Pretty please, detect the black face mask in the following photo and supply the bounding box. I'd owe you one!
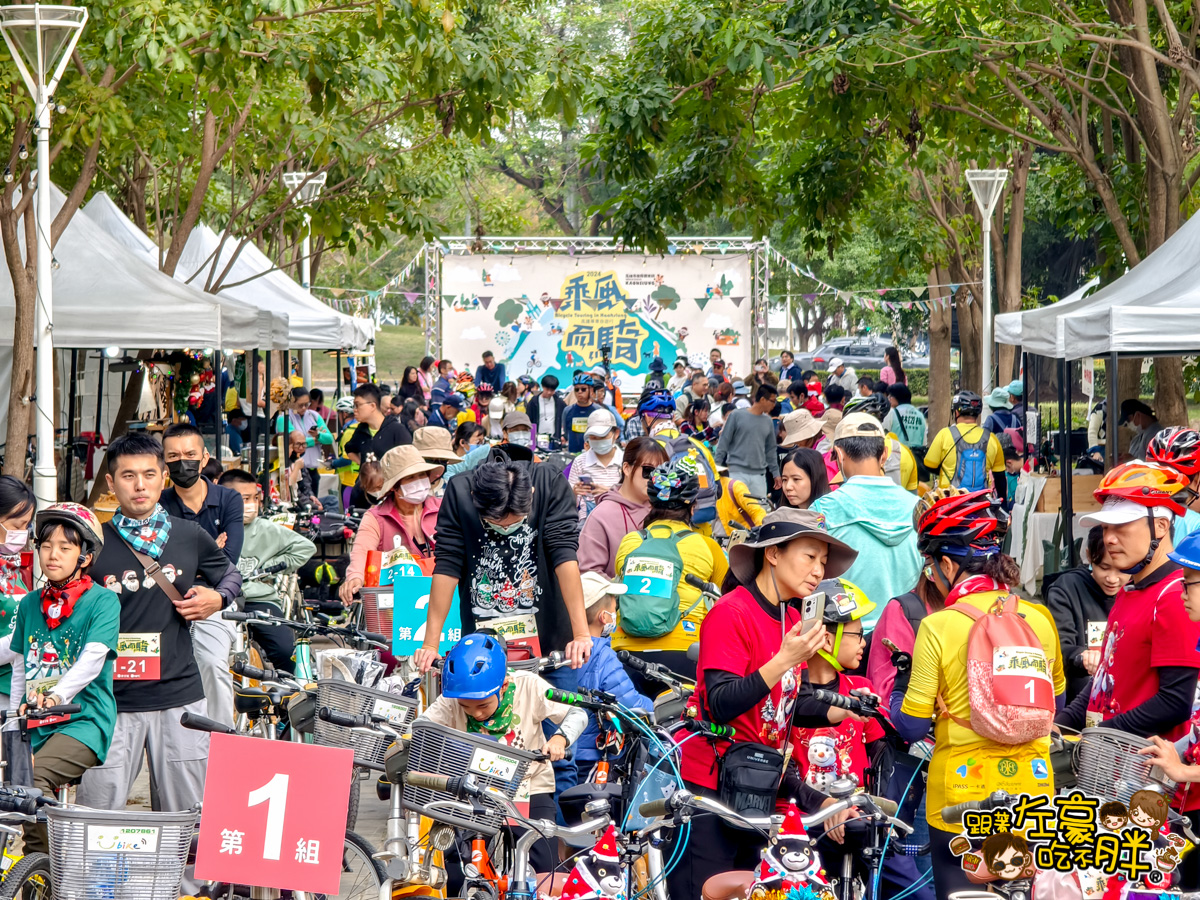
[167,459,202,489]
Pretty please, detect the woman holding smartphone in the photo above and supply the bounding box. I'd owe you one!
[667,507,863,900]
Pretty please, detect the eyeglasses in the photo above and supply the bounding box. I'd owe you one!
[1186,581,1200,589]
[841,631,866,643]
[574,386,590,393]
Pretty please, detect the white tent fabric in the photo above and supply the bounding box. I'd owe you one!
[176,223,372,350]
[994,277,1099,355]
[1062,307,1200,357]
[0,185,271,350]
[84,193,289,351]
[995,203,1200,358]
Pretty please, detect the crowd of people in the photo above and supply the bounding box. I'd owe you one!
[6,343,1200,900]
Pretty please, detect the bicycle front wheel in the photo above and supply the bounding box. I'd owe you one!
[0,853,52,900]
[315,830,384,900]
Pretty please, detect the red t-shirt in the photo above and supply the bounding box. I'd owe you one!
[793,673,885,789]
[1086,565,1200,742]
[681,586,803,789]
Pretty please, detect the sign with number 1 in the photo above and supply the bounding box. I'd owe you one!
[195,733,354,893]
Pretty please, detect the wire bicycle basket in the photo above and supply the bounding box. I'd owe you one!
[313,679,417,770]
[47,806,197,900]
[402,719,538,836]
[1074,726,1177,804]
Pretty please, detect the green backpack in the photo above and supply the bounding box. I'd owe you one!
[618,525,703,638]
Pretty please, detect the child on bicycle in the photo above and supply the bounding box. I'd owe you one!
[6,503,119,854]
[575,572,653,783]
[417,632,588,874]
[791,578,934,900]
[217,470,317,673]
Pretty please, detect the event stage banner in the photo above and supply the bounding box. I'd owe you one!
[440,253,753,394]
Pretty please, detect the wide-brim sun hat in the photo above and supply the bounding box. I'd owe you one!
[781,409,822,447]
[820,408,843,437]
[986,386,1013,410]
[729,508,858,584]
[377,445,445,497]
[412,426,462,463]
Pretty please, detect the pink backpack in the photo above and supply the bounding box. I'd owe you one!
[945,594,1055,745]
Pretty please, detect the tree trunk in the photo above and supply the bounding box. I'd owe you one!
[928,269,953,430]
[955,286,982,396]
[3,271,35,478]
[1155,357,1188,426]
[996,143,1032,384]
[1116,358,1142,459]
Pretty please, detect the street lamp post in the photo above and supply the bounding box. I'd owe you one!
[966,168,1009,396]
[281,170,327,388]
[0,4,88,507]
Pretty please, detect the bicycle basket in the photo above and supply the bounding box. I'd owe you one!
[47,806,197,900]
[402,719,538,836]
[360,586,393,636]
[313,679,417,770]
[1074,726,1177,803]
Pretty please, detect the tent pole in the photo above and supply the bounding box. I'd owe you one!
[1021,351,1029,465]
[214,352,225,464]
[65,350,77,501]
[249,350,260,481]
[1064,358,1076,567]
[94,356,105,446]
[1107,351,1119,469]
[1057,357,1070,564]
[261,351,272,500]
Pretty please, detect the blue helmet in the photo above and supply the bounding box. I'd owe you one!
[637,389,676,417]
[1169,528,1200,571]
[442,633,507,700]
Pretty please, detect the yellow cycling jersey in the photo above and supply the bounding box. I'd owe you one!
[901,589,1066,831]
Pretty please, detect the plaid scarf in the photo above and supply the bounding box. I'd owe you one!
[112,505,172,560]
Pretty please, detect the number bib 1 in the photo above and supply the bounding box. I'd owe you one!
[624,556,675,600]
[115,632,161,680]
[992,645,1053,708]
[571,418,588,433]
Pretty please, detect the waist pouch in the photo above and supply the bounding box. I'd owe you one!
[718,742,785,818]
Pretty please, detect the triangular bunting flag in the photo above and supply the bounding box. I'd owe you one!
[949,283,960,295]
[404,292,420,304]
[668,243,678,255]
[550,298,565,312]
[730,296,745,307]
[911,286,927,298]
[695,295,711,310]
[478,296,493,310]
[878,288,887,296]
[803,293,817,301]
[443,294,456,308]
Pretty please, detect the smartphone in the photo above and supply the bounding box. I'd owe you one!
[881,637,901,654]
[579,474,594,485]
[800,592,825,634]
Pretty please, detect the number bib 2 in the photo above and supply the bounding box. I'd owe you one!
[991,645,1053,708]
[624,557,675,600]
[115,632,161,680]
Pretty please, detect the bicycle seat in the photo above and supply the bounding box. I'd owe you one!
[701,871,755,900]
[234,687,271,715]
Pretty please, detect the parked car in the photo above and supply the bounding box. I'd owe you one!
[791,337,929,372]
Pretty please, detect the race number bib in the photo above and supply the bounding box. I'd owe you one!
[571,418,588,433]
[623,557,675,600]
[116,632,161,681]
[991,646,1053,708]
[25,676,70,728]
[1087,621,1106,649]
[487,613,541,658]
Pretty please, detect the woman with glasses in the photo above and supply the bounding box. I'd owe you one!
[562,373,600,453]
[578,437,669,578]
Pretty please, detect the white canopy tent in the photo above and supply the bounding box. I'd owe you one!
[994,277,1099,356]
[174,220,373,351]
[1062,306,1200,357]
[0,185,277,350]
[83,193,293,351]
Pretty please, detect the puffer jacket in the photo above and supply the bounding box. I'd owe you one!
[575,637,653,762]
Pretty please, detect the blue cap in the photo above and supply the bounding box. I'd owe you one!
[1169,528,1200,570]
[733,380,749,396]
[648,356,666,373]
[442,392,466,410]
[1006,380,1024,397]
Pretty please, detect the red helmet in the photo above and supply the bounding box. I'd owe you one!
[1147,426,1200,477]
[1093,461,1188,516]
[915,487,1008,559]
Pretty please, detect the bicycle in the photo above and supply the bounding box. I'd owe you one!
[179,710,385,900]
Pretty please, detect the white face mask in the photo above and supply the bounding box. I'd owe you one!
[590,437,615,455]
[507,430,532,448]
[242,503,258,525]
[400,477,432,504]
[600,610,617,638]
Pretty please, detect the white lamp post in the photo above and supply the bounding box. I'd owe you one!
[281,170,326,387]
[0,4,87,507]
[966,168,1008,396]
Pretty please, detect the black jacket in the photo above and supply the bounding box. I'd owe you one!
[526,395,566,447]
[1044,566,1118,702]
[433,457,580,651]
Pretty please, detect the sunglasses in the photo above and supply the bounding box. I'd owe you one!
[640,465,656,480]
[574,386,591,392]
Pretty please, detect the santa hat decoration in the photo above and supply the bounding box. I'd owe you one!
[777,800,810,842]
[591,825,620,863]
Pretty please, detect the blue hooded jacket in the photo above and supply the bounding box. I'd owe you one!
[575,637,653,762]
[810,475,921,630]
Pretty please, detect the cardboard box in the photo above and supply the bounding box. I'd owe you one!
[1036,474,1104,513]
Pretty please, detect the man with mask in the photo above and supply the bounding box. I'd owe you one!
[499,412,536,459]
[1121,399,1166,461]
[216,469,316,673]
[160,423,246,725]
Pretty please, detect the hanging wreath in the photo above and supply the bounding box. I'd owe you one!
[174,356,209,416]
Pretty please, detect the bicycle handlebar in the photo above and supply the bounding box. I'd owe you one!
[941,791,1015,825]
[1,703,82,724]
[615,650,692,688]
[640,789,900,830]
[179,711,237,735]
[232,658,280,682]
[683,574,722,597]
[317,706,371,729]
[0,786,44,816]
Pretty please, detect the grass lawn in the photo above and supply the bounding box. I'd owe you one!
[311,325,427,391]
